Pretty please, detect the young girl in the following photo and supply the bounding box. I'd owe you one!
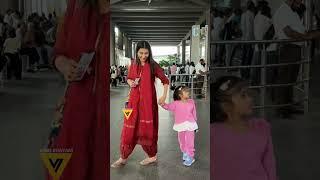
[160,85,198,166]
[211,76,277,180]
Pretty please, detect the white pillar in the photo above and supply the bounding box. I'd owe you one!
[191,25,201,64]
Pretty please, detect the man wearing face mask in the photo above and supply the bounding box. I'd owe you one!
[273,0,320,118]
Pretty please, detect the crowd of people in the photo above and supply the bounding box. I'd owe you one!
[211,0,320,118]
[110,58,209,99]
[167,59,208,99]
[0,9,58,80]
[110,65,128,87]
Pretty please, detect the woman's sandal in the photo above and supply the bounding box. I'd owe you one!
[139,156,157,166]
[111,158,127,168]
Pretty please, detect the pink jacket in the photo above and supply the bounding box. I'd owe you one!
[162,99,197,125]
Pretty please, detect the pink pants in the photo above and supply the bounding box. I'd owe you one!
[178,131,195,158]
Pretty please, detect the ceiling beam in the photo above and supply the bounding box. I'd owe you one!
[117,22,194,27]
[119,27,189,31]
[112,18,198,23]
[129,36,183,38]
[130,37,183,40]
[183,9,208,40]
[126,32,187,35]
[111,5,205,12]
[111,0,122,5]
[185,0,208,7]
[118,25,191,28]
[111,12,202,18]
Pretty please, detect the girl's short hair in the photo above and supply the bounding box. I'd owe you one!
[210,76,248,124]
[173,85,189,101]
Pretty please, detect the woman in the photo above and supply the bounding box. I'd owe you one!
[112,41,169,168]
[47,0,109,179]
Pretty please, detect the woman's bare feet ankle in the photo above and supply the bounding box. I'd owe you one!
[111,158,127,168]
[140,156,157,166]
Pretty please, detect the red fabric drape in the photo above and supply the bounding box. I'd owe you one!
[47,0,109,179]
[120,61,169,158]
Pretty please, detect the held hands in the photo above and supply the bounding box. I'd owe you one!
[158,96,166,106]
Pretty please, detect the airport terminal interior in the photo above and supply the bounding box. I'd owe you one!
[0,0,320,180]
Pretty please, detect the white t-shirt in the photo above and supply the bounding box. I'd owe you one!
[185,65,190,74]
[195,63,206,76]
[176,67,180,74]
[273,2,306,45]
[3,14,12,26]
[212,17,224,40]
[254,13,276,51]
[241,10,255,40]
[3,37,21,54]
[12,17,21,29]
[189,66,195,75]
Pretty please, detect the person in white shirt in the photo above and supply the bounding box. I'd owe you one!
[240,1,256,80]
[194,59,208,98]
[211,10,224,65]
[273,0,320,118]
[3,10,13,27]
[3,29,21,79]
[11,12,21,29]
[251,5,277,87]
[170,63,177,88]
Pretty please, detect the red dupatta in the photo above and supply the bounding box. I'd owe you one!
[121,61,155,146]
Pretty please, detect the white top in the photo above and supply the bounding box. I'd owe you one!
[273,2,306,45]
[254,13,277,51]
[195,63,206,76]
[185,65,189,74]
[212,17,224,40]
[173,121,198,132]
[176,67,180,74]
[12,17,21,29]
[189,66,195,75]
[3,14,12,26]
[3,37,21,54]
[241,10,255,40]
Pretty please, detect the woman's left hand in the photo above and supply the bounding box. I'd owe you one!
[158,96,166,106]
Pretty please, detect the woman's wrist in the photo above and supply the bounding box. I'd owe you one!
[55,56,65,71]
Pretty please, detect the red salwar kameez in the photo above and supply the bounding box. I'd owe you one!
[120,61,169,159]
[46,0,109,179]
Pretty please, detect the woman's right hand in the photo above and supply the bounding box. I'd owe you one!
[128,80,137,88]
[55,56,79,82]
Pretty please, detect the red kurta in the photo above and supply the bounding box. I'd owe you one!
[47,0,109,179]
[120,61,169,159]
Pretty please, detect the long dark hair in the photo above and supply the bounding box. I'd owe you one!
[135,41,156,78]
[210,76,248,124]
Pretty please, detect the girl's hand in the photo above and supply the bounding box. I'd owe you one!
[158,101,165,106]
[55,56,79,82]
[158,96,166,106]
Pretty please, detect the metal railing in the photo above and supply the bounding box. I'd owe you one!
[168,73,209,100]
[210,39,312,116]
